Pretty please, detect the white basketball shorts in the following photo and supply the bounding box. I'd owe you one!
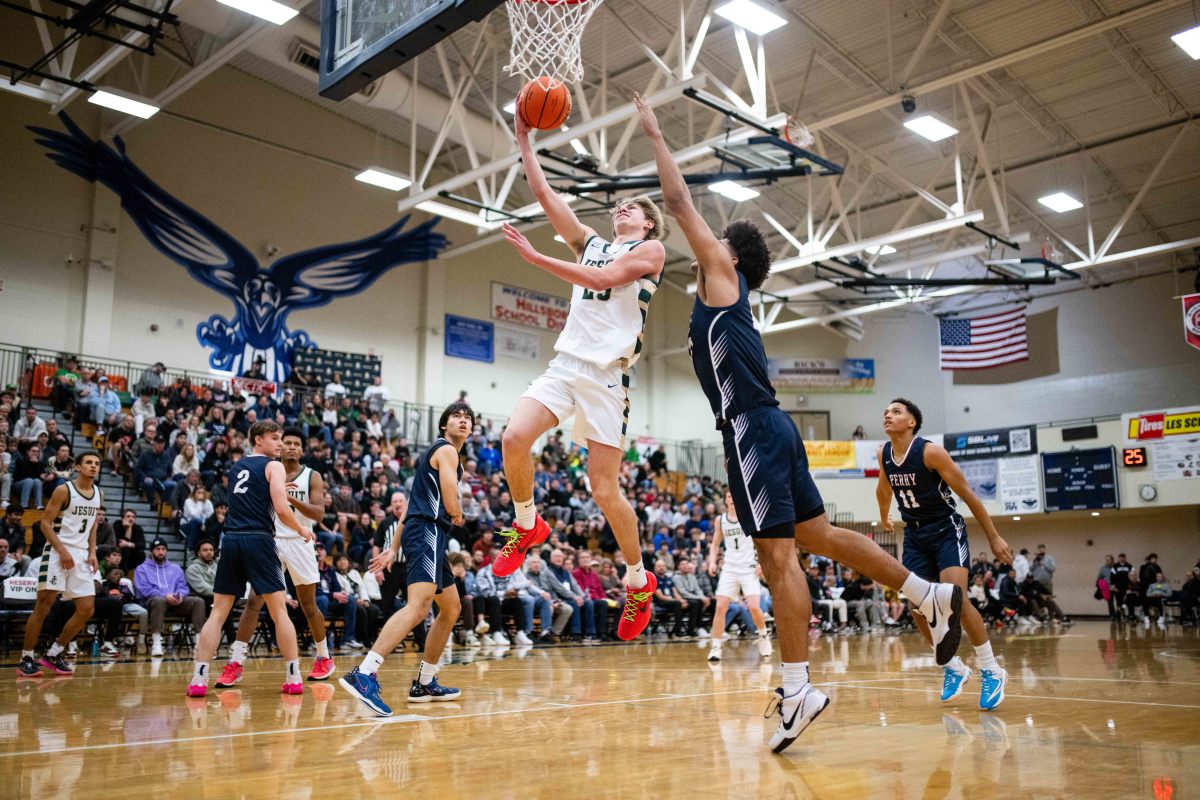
[38,545,95,600]
[523,353,630,449]
[716,566,761,600]
[275,535,320,586]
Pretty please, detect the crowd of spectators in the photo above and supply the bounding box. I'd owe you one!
[1096,552,1200,628]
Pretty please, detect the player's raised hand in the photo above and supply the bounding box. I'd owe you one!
[501,222,540,266]
[514,109,532,140]
[990,534,1014,565]
[369,548,396,577]
[633,92,661,138]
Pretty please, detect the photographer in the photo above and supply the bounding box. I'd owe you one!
[1030,544,1056,593]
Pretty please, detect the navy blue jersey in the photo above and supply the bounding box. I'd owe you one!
[881,437,957,526]
[688,271,778,426]
[407,438,463,529]
[225,454,277,535]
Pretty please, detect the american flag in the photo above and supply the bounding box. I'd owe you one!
[939,307,1029,370]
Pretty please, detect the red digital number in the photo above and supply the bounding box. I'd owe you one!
[1123,447,1146,467]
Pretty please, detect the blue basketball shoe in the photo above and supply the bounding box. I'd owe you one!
[979,667,1008,711]
[339,668,392,716]
[941,658,971,703]
[408,676,461,703]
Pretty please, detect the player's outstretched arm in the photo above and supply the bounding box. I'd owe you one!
[923,444,1013,564]
[39,484,73,569]
[291,470,326,524]
[633,92,739,306]
[501,223,661,291]
[875,446,895,531]
[266,461,310,541]
[432,444,464,528]
[515,114,594,258]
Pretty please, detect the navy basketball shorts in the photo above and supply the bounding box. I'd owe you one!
[213,533,286,596]
[901,513,970,580]
[723,406,825,539]
[400,518,453,592]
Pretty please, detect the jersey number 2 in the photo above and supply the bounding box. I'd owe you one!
[233,470,250,495]
[896,489,920,509]
[581,288,611,301]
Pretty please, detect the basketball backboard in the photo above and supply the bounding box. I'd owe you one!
[319,0,504,101]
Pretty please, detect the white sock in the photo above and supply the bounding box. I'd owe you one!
[315,639,329,659]
[626,561,648,589]
[711,636,724,645]
[22,650,34,660]
[974,641,999,671]
[515,498,536,529]
[191,662,209,686]
[901,573,934,613]
[418,661,438,686]
[46,642,64,658]
[946,655,966,673]
[285,660,300,683]
[229,640,249,665]
[782,661,810,694]
[359,650,385,676]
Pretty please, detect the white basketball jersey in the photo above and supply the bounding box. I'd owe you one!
[720,513,756,570]
[554,235,661,367]
[275,466,315,539]
[54,481,101,550]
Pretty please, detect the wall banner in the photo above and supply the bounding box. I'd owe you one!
[1122,406,1200,441]
[445,315,494,363]
[495,325,540,361]
[959,459,998,500]
[491,282,570,331]
[999,455,1042,514]
[944,426,1037,461]
[767,358,875,393]
[804,440,858,471]
[1151,438,1200,481]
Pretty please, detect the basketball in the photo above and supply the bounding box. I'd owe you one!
[517,76,571,130]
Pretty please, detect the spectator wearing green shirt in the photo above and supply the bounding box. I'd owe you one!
[52,357,80,416]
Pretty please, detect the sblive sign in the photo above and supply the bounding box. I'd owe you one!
[1125,407,1200,441]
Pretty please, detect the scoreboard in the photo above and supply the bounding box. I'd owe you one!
[1041,447,1120,512]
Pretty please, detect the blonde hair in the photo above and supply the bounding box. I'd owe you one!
[617,195,667,241]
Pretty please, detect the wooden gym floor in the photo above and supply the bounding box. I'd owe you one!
[2,621,1197,799]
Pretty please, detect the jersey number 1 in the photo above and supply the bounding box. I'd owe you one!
[581,288,611,301]
[896,489,920,509]
[233,470,250,495]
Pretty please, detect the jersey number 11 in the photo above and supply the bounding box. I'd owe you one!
[896,489,920,509]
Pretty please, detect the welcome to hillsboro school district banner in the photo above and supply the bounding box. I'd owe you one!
[492,282,569,332]
[767,358,875,393]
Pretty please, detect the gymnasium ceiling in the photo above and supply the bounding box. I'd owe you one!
[3,0,1199,331]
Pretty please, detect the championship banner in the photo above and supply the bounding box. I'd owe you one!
[804,440,858,471]
[944,426,1037,461]
[491,282,569,331]
[767,358,875,393]
[231,377,278,396]
[1182,293,1200,351]
[1123,406,1200,441]
[999,455,1042,514]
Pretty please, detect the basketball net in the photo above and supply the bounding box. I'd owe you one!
[505,0,604,85]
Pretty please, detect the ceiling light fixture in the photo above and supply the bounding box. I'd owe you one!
[902,115,958,142]
[87,88,159,119]
[865,244,897,255]
[709,180,760,202]
[1038,192,1084,213]
[354,167,411,192]
[416,201,503,230]
[714,0,787,35]
[215,0,298,25]
[503,100,517,115]
[1171,25,1200,59]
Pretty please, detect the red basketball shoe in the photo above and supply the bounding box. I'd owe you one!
[308,657,335,681]
[617,571,657,641]
[492,515,550,577]
[215,662,244,688]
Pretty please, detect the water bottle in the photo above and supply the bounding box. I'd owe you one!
[91,637,100,658]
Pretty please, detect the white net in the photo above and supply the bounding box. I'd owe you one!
[505,0,604,85]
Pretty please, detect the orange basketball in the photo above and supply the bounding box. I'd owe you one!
[517,76,571,130]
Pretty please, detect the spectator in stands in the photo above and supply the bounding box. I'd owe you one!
[99,564,148,652]
[324,371,347,402]
[186,541,217,594]
[1018,572,1052,624]
[573,550,612,640]
[648,445,667,474]
[0,504,28,565]
[136,436,176,508]
[0,537,25,578]
[1111,553,1135,617]
[842,569,882,630]
[13,444,46,508]
[51,356,81,417]
[170,470,203,516]
[131,390,156,436]
[203,501,227,544]
[0,435,10,504]
[183,413,207,449]
[115,508,146,572]
[106,416,136,476]
[362,376,389,414]
[597,557,624,607]
[181,486,214,553]
[43,418,70,455]
[46,444,74,491]
[172,443,200,481]
[242,356,267,380]
[14,406,46,443]
[1097,555,1118,619]
[447,552,480,646]
[93,507,115,559]
[332,554,377,647]
[520,557,572,643]
[652,559,686,637]
[200,438,231,487]
[1139,553,1163,591]
[135,539,206,657]
[133,362,166,396]
[1181,565,1200,625]
[1144,572,1171,629]
[1033,544,1056,592]
[539,548,592,639]
[851,425,866,440]
[673,557,709,637]
[90,377,121,433]
[73,369,99,421]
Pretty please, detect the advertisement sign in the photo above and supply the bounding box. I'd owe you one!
[1150,437,1200,481]
[1122,406,1200,441]
[1182,293,1200,351]
[444,315,494,363]
[804,440,858,471]
[999,455,1042,514]
[767,358,875,393]
[944,426,1037,461]
[491,282,570,331]
[230,377,278,397]
[2,576,37,602]
[959,459,998,501]
[495,325,540,361]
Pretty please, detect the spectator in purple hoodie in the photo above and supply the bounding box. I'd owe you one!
[134,539,205,656]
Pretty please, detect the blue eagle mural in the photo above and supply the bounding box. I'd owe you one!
[29,113,449,382]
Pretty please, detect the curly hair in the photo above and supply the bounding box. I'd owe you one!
[890,397,923,434]
[723,219,772,290]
